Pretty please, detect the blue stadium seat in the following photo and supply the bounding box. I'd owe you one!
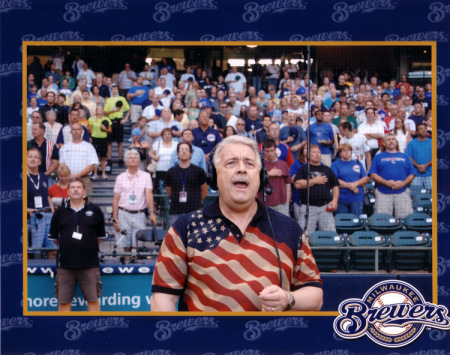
[366,213,402,234]
[409,186,431,198]
[349,231,389,272]
[403,213,432,234]
[412,193,432,213]
[335,213,365,234]
[390,231,430,271]
[308,231,348,272]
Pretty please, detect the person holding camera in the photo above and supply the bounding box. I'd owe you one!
[27,148,56,259]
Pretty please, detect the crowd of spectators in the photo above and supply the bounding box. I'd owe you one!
[26,53,433,258]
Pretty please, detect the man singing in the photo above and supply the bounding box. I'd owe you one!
[151,135,323,312]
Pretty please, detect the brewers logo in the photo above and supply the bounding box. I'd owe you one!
[333,280,450,347]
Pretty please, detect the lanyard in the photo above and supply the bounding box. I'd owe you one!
[178,165,190,190]
[72,209,80,233]
[27,172,40,190]
[58,184,68,198]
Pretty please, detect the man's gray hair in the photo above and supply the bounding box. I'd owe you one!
[212,136,261,170]
[124,148,141,162]
[45,110,57,119]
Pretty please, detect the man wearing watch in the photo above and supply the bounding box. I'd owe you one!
[151,136,323,312]
[112,149,157,255]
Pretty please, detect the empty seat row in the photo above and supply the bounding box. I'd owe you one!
[308,230,432,273]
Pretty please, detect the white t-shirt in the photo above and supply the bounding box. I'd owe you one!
[225,72,246,92]
[59,141,99,175]
[357,121,385,150]
[152,141,178,172]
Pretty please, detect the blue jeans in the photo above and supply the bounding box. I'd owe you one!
[336,200,364,216]
[252,77,262,93]
[268,78,278,89]
[28,212,54,257]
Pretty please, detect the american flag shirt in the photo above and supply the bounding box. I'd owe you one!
[151,198,322,311]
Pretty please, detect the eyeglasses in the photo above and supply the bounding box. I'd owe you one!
[179,148,190,152]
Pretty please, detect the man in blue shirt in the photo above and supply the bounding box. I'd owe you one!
[368,133,415,218]
[192,109,222,160]
[306,110,335,167]
[127,76,150,130]
[280,112,306,154]
[405,123,432,189]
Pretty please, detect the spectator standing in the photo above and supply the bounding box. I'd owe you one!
[368,133,415,218]
[405,123,432,189]
[258,139,291,216]
[165,142,208,226]
[294,145,339,237]
[331,143,370,216]
[49,178,106,311]
[27,148,56,259]
[112,149,158,255]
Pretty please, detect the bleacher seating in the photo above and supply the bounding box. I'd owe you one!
[309,231,348,272]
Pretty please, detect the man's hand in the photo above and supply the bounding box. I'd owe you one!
[259,285,289,312]
[269,168,282,177]
[314,175,328,185]
[149,213,158,225]
[112,220,121,233]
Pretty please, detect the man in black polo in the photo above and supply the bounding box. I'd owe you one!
[165,142,208,226]
[49,178,106,312]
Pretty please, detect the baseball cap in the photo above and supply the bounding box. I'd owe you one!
[296,87,306,96]
[289,127,298,140]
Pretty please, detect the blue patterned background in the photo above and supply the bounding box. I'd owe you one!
[1,0,450,353]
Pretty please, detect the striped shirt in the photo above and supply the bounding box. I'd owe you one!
[152,198,322,311]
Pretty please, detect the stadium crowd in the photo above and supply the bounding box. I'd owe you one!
[26,53,433,259]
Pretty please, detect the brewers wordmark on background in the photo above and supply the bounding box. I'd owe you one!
[154,318,219,341]
[0,0,31,13]
[1,253,23,268]
[111,32,174,41]
[200,31,264,41]
[0,62,22,76]
[437,95,449,106]
[437,256,450,276]
[428,329,448,342]
[0,126,22,140]
[437,66,450,85]
[1,317,33,331]
[63,0,128,23]
[436,130,450,149]
[153,0,218,23]
[436,193,450,213]
[64,317,129,341]
[24,350,82,355]
[331,0,396,23]
[243,318,309,341]
[428,2,450,22]
[242,0,306,23]
[385,32,448,42]
[438,286,450,297]
[0,189,22,204]
[289,32,352,41]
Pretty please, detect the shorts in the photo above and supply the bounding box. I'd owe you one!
[108,120,124,143]
[91,137,108,158]
[130,104,143,124]
[55,267,102,304]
